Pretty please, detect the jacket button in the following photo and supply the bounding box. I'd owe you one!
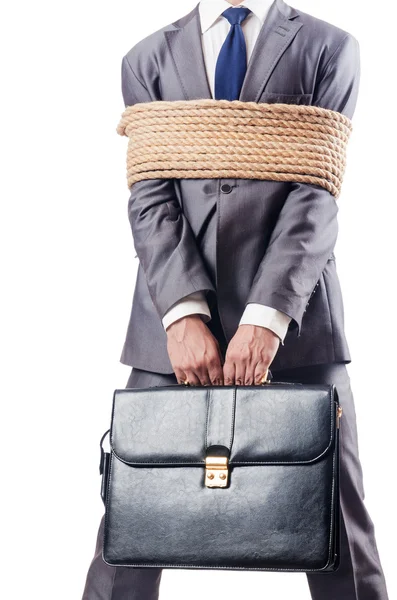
[220,183,232,193]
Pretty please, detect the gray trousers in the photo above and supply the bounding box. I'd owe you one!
[81,363,389,600]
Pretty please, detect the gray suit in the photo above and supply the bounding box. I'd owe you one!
[82,1,389,598]
[119,0,358,374]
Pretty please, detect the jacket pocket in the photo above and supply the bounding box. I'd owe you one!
[260,92,313,105]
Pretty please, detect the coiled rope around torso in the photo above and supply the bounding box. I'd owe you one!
[116,99,352,198]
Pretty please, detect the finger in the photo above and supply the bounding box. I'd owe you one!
[196,366,212,386]
[253,362,270,385]
[184,370,201,386]
[223,359,235,385]
[234,360,246,386]
[174,367,188,385]
[243,361,256,385]
[208,357,224,385]
[209,370,224,385]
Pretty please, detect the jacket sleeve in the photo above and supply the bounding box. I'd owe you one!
[121,54,216,320]
[244,33,361,336]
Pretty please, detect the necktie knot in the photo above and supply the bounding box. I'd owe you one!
[221,6,252,26]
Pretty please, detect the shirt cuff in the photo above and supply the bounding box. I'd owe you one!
[162,291,211,331]
[239,303,291,344]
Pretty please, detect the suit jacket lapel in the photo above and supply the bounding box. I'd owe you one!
[239,0,303,101]
[164,5,212,100]
[164,0,303,103]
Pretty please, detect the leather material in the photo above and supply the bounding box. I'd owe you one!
[101,383,340,572]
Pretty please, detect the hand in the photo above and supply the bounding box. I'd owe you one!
[166,315,224,386]
[223,325,280,385]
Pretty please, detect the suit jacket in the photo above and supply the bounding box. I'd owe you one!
[119,0,360,374]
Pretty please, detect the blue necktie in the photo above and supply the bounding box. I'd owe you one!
[214,6,252,101]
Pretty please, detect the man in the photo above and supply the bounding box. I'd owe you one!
[82,0,389,598]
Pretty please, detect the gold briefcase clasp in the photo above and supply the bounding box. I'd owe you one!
[205,455,229,488]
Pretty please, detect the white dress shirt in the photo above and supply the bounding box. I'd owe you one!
[162,0,292,342]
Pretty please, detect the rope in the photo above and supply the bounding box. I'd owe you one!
[116,99,352,198]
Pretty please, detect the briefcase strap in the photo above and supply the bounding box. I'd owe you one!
[99,429,110,474]
[99,429,111,505]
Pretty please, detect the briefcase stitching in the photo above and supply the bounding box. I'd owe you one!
[204,388,211,450]
[229,387,237,450]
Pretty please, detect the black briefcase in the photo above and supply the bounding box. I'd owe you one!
[99,382,342,572]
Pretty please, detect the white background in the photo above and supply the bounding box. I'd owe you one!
[1,0,395,598]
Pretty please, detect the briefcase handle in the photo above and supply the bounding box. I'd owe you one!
[171,369,273,386]
[99,428,110,475]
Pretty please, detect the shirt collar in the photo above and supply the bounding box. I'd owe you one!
[198,0,274,34]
